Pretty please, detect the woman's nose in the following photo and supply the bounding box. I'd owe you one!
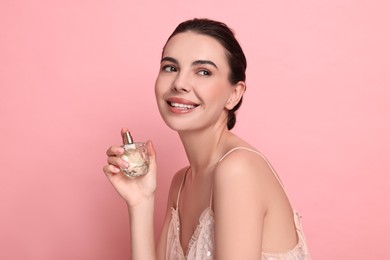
[172,72,192,93]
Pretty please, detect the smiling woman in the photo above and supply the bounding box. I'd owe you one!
[155,31,240,131]
[103,18,311,260]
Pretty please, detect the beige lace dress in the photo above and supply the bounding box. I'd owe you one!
[165,147,311,260]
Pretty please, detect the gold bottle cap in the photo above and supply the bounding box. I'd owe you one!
[123,131,134,145]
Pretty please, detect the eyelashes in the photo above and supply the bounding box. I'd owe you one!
[197,69,211,76]
[161,65,212,76]
[162,65,177,72]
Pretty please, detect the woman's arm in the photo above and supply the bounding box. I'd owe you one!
[213,150,272,260]
[126,159,186,260]
[128,197,156,260]
[103,129,158,260]
[103,130,188,260]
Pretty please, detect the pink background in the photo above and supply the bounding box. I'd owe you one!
[1,1,389,259]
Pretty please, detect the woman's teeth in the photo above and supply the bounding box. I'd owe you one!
[169,102,197,109]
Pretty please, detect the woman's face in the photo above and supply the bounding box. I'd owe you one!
[155,32,237,132]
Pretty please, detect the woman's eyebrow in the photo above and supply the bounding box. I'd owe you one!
[160,56,178,64]
[192,60,218,69]
[160,57,218,69]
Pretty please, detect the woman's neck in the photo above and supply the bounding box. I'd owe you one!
[178,125,232,175]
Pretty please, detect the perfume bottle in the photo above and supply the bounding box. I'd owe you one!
[120,131,149,178]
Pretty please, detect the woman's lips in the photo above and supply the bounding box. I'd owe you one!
[166,97,199,113]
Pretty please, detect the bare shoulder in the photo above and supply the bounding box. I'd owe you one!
[211,148,279,258]
[213,147,282,207]
[215,147,274,181]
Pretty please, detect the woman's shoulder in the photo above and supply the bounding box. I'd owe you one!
[212,145,287,214]
[211,146,274,212]
[216,134,266,171]
[217,145,271,173]
[219,134,269,166]
[214,145,281,194]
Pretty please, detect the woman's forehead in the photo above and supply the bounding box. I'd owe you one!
[163,32,228,63]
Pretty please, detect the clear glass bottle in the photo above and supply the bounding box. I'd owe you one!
[120,131,149,178]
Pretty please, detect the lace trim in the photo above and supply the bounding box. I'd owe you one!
[169,207,214,258]
[185,207,214,257]
[168,207,310,260]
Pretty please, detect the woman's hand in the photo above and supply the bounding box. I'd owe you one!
[103,128,157,207]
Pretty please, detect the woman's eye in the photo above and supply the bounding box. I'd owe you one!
[162,65,177,72]
[197,69,211,76]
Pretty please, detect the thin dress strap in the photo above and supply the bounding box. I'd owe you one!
[176,167,191,209]
[219,147,285,188]
[210,147,289,208]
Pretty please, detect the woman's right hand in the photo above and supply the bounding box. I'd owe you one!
[103,128,157,207]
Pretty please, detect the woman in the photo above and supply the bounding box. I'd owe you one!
[103,18,311,260]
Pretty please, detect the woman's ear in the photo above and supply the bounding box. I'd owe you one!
[225,81,246,110]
